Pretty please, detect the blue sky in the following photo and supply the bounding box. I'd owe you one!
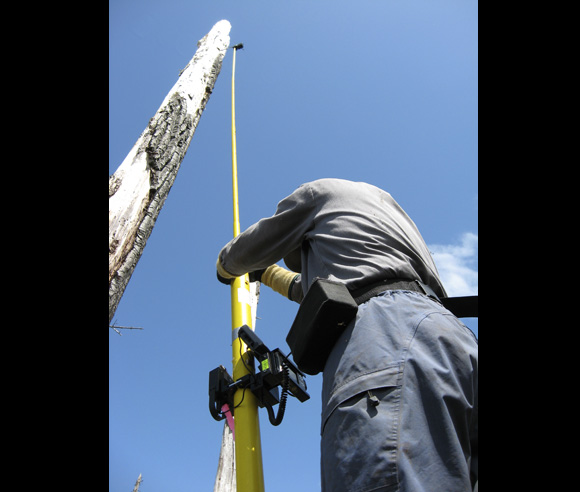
[109,1,477,490]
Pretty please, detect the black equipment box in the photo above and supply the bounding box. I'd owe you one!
[286,278,358,375]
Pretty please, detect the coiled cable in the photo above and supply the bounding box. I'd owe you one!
[266,362,289,426]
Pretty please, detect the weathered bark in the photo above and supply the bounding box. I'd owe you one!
[109,20,231,323]
[131,474,143,492]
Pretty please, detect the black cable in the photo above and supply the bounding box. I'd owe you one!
[239,340,253,374]
[233,341,252,410]
[265,362,289,426]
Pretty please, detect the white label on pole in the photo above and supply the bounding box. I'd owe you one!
[237,287,251,306]
[237,287,250,325]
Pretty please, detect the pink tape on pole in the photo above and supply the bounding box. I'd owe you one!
[222,403,235,440]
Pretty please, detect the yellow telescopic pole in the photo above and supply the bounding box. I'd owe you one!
[230,44,266,492]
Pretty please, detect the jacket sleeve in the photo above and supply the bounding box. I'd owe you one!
[218,183,317,279]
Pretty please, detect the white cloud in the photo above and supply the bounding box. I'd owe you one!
[429,232,478,297]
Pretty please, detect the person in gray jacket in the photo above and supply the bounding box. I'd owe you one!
[217,178,478,492]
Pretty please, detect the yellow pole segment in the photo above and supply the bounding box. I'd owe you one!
[231,46,241,239]
[230,45,266,492]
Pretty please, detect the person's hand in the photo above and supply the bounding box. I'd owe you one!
[216,256,236,285]
[261,265,300,300]
[248,269,266,283]
[217,271,232,285]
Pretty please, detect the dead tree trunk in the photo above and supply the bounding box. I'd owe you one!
[131,473,143,492]
[213,422,236,492]
[109,20,231,323]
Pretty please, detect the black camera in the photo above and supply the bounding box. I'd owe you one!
[209,325,309,427]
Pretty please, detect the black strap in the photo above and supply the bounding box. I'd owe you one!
[350,278,439,305]
[350,278,478,318]
[440,296,478,318]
